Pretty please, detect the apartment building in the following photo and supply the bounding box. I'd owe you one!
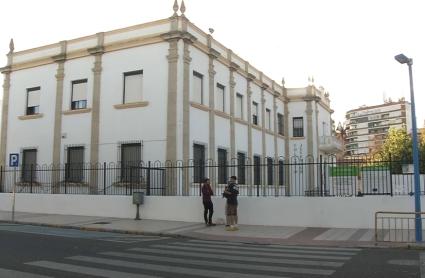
[345,100,411,156]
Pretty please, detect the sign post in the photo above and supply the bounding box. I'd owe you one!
[9,153,19,222]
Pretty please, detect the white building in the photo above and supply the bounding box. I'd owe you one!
[345,100,412,156]
[0,2,340,194]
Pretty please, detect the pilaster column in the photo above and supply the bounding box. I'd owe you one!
[228,52,239,162]
[207,38,220,181]
[306,98,314,191]
[88,32,104,194]
[51,41,67,193]
[0,40,13,191]
[182,32,195,195]
[273,94,279,191]
[246,70,254,187]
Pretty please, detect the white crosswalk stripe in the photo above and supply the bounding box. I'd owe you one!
[0,267,52,278]
[26,261,160,278]
[172,241,358,256]
[101,251,335,275]
[149,243,352,260]
[24,239,360,277]
[129,247,344,267]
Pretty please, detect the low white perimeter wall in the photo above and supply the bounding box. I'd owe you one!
[0,193,423,229]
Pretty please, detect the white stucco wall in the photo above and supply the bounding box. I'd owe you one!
[0,193,422,229]
[7,64,58,165]
[99,43,169,163]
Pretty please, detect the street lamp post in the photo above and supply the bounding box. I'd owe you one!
[395,53,422,242]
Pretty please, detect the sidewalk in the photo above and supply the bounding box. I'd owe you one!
[0,210,398,248]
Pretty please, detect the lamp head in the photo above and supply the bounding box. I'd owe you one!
[395,53,412,65]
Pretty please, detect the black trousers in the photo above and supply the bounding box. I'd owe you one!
[203,201,214,224]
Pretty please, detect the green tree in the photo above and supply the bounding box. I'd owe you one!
[379,128,412,162]
[379,127,425,173]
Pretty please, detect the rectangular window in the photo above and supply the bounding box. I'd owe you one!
[278,160,284,186]
[66,147,84,182]
[237,152,246,184]
[277,113,284,135]
[252,102,258,125]
[121,143,141,182]
[293,117,304,137]
[216,83,225,112]
[22,149,37,182]
[71,79,88,110]
[217,148,228,184]
[193,144,205,183]
[26,87,41,115]
[235,93,243,119]
[266,108,271,130]
[193,71,203,104]
[253,155,261,185]
[123,70,143,104]
[267,157,273,185]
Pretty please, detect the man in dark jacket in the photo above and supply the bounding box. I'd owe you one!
[223,175,239,231]
[201,178,215,226]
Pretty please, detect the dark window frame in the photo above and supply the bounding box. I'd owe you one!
[65,146,84,182]
[267,157,273,185]
[71,79,88,110]
[217,148,228,184]
[193,144,206,183]
[22,149,37,182]
[193,71,204,105]
[293,117,304,137]
[120,143,142,183]
[253,155,261,185]
[123,70,143,104]
[237,152,246,184]
[277,113,284,135]
[216,83,226,112]
[252,101,258,125]
[26,87,41,115]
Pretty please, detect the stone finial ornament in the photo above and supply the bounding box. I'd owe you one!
[9,38,14,53]
[173,0,179,15]
[281,77,285,87]
[180,0,186,15]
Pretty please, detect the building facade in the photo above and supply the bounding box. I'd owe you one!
[344,100,412,156]
[0,2,340,194]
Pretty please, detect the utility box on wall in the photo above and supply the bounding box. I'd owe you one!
[133,191,145,205]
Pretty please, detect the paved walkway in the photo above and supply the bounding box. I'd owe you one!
[0,210,403,248]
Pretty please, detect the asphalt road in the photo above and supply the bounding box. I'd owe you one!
[0,223,421,277]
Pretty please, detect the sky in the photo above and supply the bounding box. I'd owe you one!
[1,0,424,127]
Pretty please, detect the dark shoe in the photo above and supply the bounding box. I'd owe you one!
[208,223,216,226]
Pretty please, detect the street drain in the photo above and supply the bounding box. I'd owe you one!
[92,222,111,225]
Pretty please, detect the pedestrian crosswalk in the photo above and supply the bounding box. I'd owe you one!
[16,239,362,277]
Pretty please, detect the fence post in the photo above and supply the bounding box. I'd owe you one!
[65,163,69,194]
[389,153,393,197]
[147,161,151,196]
[30,164,33,193]
[103,162,106,195]
[319,155,323,196]
[0,165,3,193]
[130,167,133,195]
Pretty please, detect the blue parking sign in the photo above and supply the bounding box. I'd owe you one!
[9,153,19,167]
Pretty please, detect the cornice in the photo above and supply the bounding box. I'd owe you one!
[208,48,221,59]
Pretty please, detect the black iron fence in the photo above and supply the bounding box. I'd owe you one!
[0,156,424,197]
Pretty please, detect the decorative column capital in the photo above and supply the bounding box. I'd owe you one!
[88,46,104,56]
[208,48,221,59]
[247,73,256,82]
[229,62,240,72]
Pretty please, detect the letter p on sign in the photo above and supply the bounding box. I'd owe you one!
[9,153,19,167]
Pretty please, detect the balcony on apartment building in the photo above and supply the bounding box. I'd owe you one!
[319,135,344,154]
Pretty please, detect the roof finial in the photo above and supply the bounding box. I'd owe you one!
[311,76,315,84]
[180,0,186,15]
[9,38,14,54]
[281,77,285,87]
[173,0,179,16]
